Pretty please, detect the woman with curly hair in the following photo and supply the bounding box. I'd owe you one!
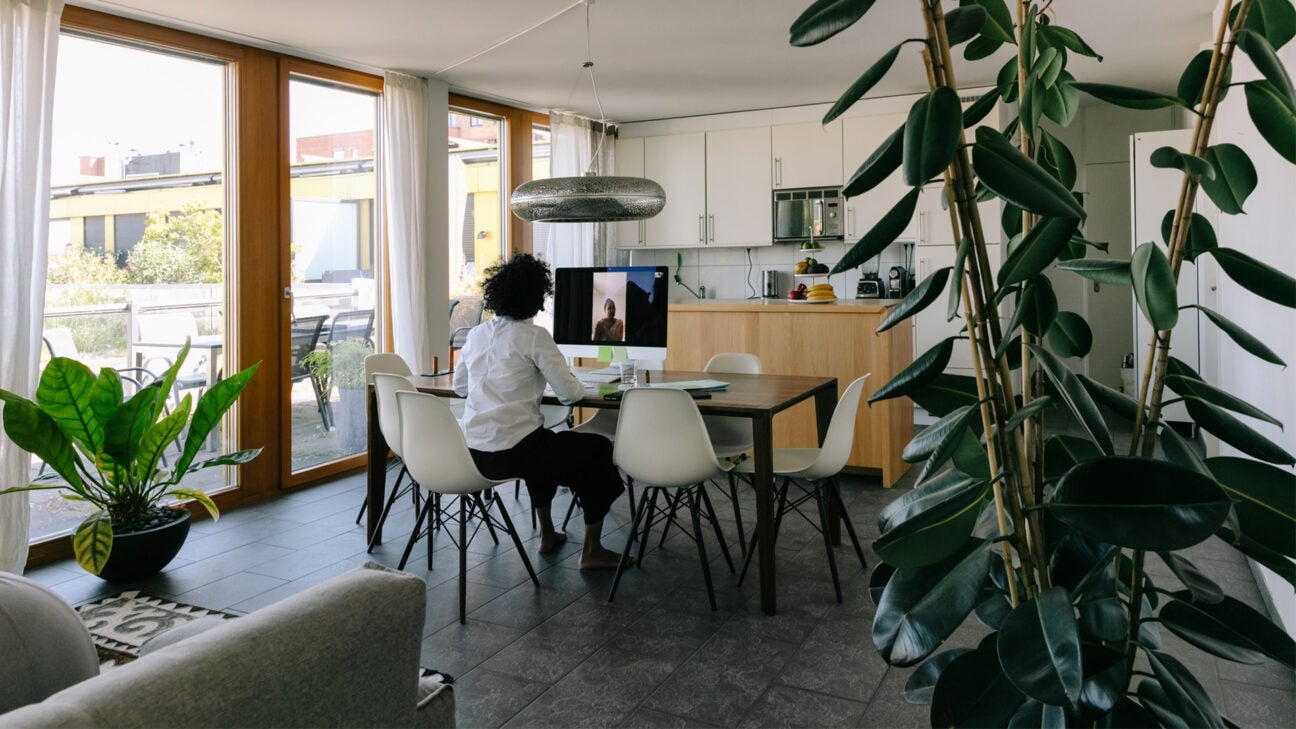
[453,253,627,569]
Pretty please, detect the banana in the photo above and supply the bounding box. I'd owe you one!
[809,283,834,292]
[806,291,836,300]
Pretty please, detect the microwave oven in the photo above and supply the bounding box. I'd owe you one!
[772,186,844,243]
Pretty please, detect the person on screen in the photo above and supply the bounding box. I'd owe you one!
[453,254,628,569]
[592,298,625,341]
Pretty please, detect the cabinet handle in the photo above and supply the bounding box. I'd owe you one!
[708,214,715,242]
[698,215,705,244]
[774,157,782,187]
[847,207,856,237]
[918,211,927,245]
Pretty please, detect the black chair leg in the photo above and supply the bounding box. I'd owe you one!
[355,494,369,525]
[367,469,411,554]
[813,480,843,603]
[727,472,747,560]
[636,487,661,568]
[689,487,717,611]
[697,483,735,574]
[657,490,685,547]
[492,494,540,586]
[738,476,792,586]
[833,477,868,569]
[458,496,468,624]
[475,493,500,544]
[561,490,579,531]
[397,494,435,570]
[609,486,652,603]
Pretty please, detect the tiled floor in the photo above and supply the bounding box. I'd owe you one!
[27,451,1295,728]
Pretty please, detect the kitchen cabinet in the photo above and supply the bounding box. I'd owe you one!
[619,128,771,249]
[614,137,646,247]
[773,120,843,189]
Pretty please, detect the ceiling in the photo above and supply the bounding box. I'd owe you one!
[72,0,1216,123]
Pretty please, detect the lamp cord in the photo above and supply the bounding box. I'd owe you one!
[583,1,608,176]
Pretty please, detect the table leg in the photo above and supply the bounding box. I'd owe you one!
[814,383,841,545]
[752,413,777,616]
[366,386,387,544]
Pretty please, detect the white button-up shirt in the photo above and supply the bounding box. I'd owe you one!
[452,316,585,452]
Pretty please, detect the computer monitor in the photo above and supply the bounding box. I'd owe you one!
[552,265,669,360]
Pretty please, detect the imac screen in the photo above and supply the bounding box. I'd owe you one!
[553,266,668,351]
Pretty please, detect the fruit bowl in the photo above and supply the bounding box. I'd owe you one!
[788,296,836,304]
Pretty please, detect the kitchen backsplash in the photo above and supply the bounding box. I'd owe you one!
[629,240,912,302]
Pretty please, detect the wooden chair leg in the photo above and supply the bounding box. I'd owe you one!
[689,487,718,611]
[813,480,843,603]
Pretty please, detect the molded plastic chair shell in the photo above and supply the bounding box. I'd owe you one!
[365,353,413,382]
[396,391,506,496]
[372,373,416,460]
[703,352,761,375]
[613,388,733,489]
[734,374,871,480]
[702,352,761,458]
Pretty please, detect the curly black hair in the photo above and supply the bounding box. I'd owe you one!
[481,253,553,320]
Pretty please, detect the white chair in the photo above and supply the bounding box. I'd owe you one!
[356,355,417,527]
[609,388,736,611]
[734,374,872,602]
[395,390,538,623]
[135,312,209,396]
[702,352,761,556]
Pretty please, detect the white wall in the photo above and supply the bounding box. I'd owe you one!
[1208,33,1296,632]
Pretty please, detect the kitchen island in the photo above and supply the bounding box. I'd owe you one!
[664,298,912,487]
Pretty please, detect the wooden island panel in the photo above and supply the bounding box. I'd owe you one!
[665,299,913,486]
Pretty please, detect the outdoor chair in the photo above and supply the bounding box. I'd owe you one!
[288,315,330,430]
[447,296,483,370]
[326,308,375,349]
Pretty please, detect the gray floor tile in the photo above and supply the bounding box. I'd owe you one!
[173,571,286,611]
[503,646,676,729]
[619,708,721,728]
[737,684,867,728]
[421,618,527,679]
[1217,679,1296,728]
[857,667,928,729]
[454,668,550,729]
[778,615,889,703]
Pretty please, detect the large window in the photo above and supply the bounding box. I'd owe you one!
[37,32,229,543]
[448,109,504,296]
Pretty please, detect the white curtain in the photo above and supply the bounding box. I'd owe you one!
[544,112,619,270]
[0,0,62,574]
[381,71,449,374]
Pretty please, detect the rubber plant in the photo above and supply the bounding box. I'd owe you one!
[792,0,1295,724]
[0,343,260,574]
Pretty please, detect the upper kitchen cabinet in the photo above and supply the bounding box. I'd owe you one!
[773,120,843,189]
[614,136,646,247]
[705,126,772,247]
[842,113,909,241]
[643,133,706,247]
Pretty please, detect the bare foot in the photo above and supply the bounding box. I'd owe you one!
[581,546,632,570]
[539,532,568,554]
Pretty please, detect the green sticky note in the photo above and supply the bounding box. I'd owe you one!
[597,346,613,362]
[612,346,629,362]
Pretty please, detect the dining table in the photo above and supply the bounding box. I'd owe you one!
[365,368,839,616]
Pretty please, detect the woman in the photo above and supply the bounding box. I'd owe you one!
[453,254,626,569]
[592,298,625,342]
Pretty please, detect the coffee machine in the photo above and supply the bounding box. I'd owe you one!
[888,265,913,298]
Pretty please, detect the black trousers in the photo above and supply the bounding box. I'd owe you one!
[469,427,623,525]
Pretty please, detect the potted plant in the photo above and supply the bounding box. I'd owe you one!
[0,343,260,581]
[304,338,373,452]
[790,0,1294,725]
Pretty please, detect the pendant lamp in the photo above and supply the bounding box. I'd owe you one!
[509,2,665,223]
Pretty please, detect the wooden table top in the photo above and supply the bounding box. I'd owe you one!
[407,369,838,418]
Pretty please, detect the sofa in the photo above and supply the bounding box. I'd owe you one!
[0,562,453,728]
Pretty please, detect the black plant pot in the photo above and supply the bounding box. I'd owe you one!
[96,510,191,583]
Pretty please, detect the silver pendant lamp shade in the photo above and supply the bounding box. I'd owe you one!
[509,2,665,224]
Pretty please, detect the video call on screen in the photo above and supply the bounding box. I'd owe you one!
[553,266,668,347]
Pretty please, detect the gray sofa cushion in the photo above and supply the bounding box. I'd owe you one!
[0,572,100,714]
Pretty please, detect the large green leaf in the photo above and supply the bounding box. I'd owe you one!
[1233,0,1296,50]
[1237,29,1295,107]
[1048,456,1232,550]
[873,538,993,666]
[1047,311,1093,358]
[998,217,1081,287]
[88,368,123,436]
[186,448,263,473]
[1077,373,1142,422]
[1178,49,1232,109]
[909,373,980,418]
[173,363,260,479]
[1004,395,1053,435]
[1245,80,1296,164]
[1057,258,1131,286]
[1161,210,1218,261]
[902,403,978,463]
[1218,523,1296,588]
[73,510,113,574]
[167,488,219,520]
[1037,130,1077,189]
[843,124,903,198]
[948,238,971,321]
[832,188,921,274]
[874,474,988,569]
[964,35,1003,61]
[1145,651,1225,729]
[1131,242,1178,331]
[35,357,102,455]
[944,4,986,45]
[135,396,191,483]
[1199,144,1257,215]
[1189,398,1295,465]
[869,336,956,404]
[965,0,1015,43]
[1070,82,1184,110]
[1030,344,1113,454]
[963,87,1001,128]
[1001,278,1058,349]
[1165,374,1281,426]
[997,586,1083,709]
[903,649,971,705]
[1077,645,1129,721]
[1150,145,1216,180]
[903,87,963,187]
[823,43,908,125]
[1038,24,1102,59]
[1019,77,1046,139]
[1161,591,1296,668]
[1207,456,1295,558]
[973,127,1086,219]
[1042,71,1081,126]
[102,382,164,475]
[1158,552,1224,604]
[0,391,84,491]
[1159,423,1211,476]
[148,340,190,424]
[788,0,875,46]
[1189,304,1285,366]
[1208,247,1296,308]
[931,643,1026,727]
[877,267,952,334]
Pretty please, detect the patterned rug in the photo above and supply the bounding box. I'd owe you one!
[76,591,235,666]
